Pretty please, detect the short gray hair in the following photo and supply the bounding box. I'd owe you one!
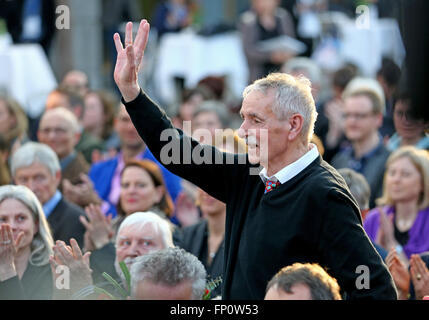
[130,247,207,300]
[192,100,230,128]
[243,73,318,143]
[10,142,60,178]
[117,211,174,249]
[338,168,371,210]
[283,57,322,86]
[40,107,80,134]
[0,185,54,266]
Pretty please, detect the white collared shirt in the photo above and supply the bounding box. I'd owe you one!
[259,144,319,184]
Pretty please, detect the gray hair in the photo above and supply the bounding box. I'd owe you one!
[10,142,60,178]
[338,168,371,210]
[342,77,385,115]
[266,262,342,300]
[283,57,322,86]
[130,247,207,300]
[192,100,230,128]
[243,73,318,143]
[0,185,54,266]
[117,211,174,249]
[40,107,80,134]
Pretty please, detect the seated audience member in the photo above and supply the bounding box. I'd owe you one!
[130,247,207,300]
[364,146,429,261]
[376,58,402,139]
[11,142,86,247]
[45,87,104,164]
[81,159,177,250]
[180,188,225,298]
[60,70,90,97]
[83,90,120,159]
[0,135,11,186]
[264,263,342,300]
[314,65,357,163]
[386,248,429,300]
[238,0,295,83]
[37,107,91,193]
[51,211,175,299]
[337,168,388,260]
[0,185,54,300]
[85,103,182,218]
[387,91,429,152]
[331,77,390,208]
[0,95,29,155]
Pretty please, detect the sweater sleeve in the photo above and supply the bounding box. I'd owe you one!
[123,90,249,204]
[0,276,25,300]
[318,189,397,300]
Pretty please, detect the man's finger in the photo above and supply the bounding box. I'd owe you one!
[125,21,133,47]
[70,238,83,260]
[135,21,150,65]
[126,45,137,71]
[114,33,124,54]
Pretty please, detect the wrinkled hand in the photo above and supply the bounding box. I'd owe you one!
[50,239,93,296]
[386,248,410,299]
[410,254,429,300]
[113,20,150,102]
[0,224,24,281]
[63,174,101,208]
[80,204,113,251]
[376,207,396,251]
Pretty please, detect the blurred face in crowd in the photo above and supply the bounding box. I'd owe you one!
[385,156,423,204]
[14,162,60,205]
[238,89,290,171]
[120,166,163,216]
[0,198,38,251]
[265,283,312,300]
[197,188,225,218]
[115,104,144,150]
[45,91,70,110]
[133,279,193,300]
[83,92,104,132]
[393,100,427,141]
[180,93,204,122]
[252,0,278,16]
[343,95,382,143]
[61,70,89,97]
[192,111,222,140]
[38,112,80,159]
[115,222,165,269]
[0,99,16,135]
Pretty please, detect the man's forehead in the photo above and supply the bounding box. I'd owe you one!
[118,223,159,238]
[241,90,275,114]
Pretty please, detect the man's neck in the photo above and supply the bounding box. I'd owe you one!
[207,211,226,238]
[352,133,380,159]
[122,144,145,162]
[265,141,310,177]
[401,134,423,147]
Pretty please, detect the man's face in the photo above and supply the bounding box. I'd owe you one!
[393,100,426,140]
[264,283,312,300]
[343,95,382,143]
[14,162,60,205]
[237,90,290,171]
[133,279,193,300]
[115,223,165,269]
[114,104,144,149]
[37,113,79,159]
[45,91,71,110]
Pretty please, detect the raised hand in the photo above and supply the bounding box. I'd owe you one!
[80,204,113,250]
[0,224,23,281]
[113,20,150,102]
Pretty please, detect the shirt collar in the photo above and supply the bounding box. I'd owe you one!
[259,143,319,184]
[43,190,62,218]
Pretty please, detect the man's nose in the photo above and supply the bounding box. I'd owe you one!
[237,122,247,139]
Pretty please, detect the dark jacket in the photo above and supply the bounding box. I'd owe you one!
[48,197,86,247]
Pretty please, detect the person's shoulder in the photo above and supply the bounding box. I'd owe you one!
[90,155,118,172]
[275,7,293,19]
[59,197,86,218]
[239,10,257,25]
[365,207,382,222]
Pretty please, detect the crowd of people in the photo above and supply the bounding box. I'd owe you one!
[0,0,429,301]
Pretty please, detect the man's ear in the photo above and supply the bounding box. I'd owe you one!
[55,170,62,188]
[375,112,383,129]
[73,132,81,147]
[287,114,304,141]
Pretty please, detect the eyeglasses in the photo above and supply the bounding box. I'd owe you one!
[394,110,421,123]
[39,127,70,135]
[343,112,375,120]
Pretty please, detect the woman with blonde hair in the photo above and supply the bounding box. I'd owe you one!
[364,146,429,261]
[0,96,29,155]
[0,185,54,299]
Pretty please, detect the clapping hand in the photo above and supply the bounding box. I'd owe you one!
[80,204,113,251]
[410,254,429,300]
[0,224,23,281]
[62,173,101,208]
[113,20,150,102]
[386,248,410,299]
[376,207,396,251]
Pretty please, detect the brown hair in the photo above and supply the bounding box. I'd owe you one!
[0,95,28,145]
[86,90,117,140]
[117,160,174,217]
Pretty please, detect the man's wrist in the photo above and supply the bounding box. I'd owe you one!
[122,85,141,103]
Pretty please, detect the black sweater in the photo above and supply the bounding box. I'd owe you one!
[124,90,397,300]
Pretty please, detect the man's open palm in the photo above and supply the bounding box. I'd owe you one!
[113,20,150,101]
